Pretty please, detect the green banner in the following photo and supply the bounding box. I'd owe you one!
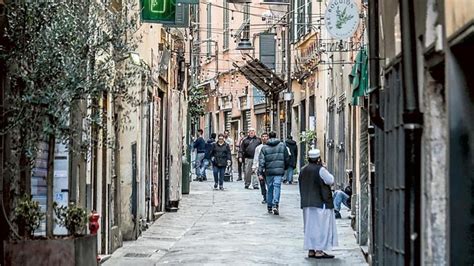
[142,0,176,23]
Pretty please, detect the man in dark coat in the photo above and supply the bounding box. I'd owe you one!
[258,131,289,215]
[209,133,231,190]
[236,131,246,181]
[193,129,206,181]
[238,128,261,189]
[201,133,216,181]
[284,135,298,184]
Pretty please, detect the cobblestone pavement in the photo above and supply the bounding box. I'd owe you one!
[104,172,367,265]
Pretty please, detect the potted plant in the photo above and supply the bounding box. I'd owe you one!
[13,195,45,238]
[54,202,88,236]
[300,129,317,149]
[3,199,97,266]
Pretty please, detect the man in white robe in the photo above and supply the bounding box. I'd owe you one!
[298,149,338,259]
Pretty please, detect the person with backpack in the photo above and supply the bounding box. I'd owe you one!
[200,133,217,181]
[209,133,232,190]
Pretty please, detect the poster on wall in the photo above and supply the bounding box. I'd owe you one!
[325,0,360,40]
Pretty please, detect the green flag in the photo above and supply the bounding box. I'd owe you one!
[142,0,176,23]
[349,48,368,105]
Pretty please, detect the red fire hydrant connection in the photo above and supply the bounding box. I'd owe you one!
[89,210,100,235]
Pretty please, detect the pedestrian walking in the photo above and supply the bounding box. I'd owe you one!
[209,133,232,190]
[258,131,289,215]
[223,130,234,151]
[284,135,298,184]
[193,129,207,181]
[239,128,261,189]
[202,133,217,181]
[236,131,246,181]
[299,149,338,259]
[252,132,269,204]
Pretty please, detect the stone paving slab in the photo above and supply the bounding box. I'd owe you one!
[104,172,367,266]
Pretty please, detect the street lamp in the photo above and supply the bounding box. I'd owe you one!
[235,3,254,51]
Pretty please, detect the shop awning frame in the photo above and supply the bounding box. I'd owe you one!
[233,58,286,95]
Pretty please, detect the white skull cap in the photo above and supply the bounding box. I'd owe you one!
[308,149,321,159]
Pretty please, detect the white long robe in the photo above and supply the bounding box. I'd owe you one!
[302,167,339,251]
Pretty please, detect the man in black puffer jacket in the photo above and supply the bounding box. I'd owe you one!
[258,132,289,215]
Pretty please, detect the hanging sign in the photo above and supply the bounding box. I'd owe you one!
[325,0,360,40]
[141,0,176,23]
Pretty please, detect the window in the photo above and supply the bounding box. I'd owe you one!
[292,0,298,42]
[297,0,305,39]
[242,110,251,133]
[306,0,312,34]
[224,111,231,131]
[223,1,230,50]
[207,3,212,58]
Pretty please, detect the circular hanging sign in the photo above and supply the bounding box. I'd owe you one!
[325,0,360,40]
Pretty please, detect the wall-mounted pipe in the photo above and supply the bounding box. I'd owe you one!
[368,0,384,130]
[399,0,424,265]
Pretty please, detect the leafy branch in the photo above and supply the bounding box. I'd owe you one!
[335,6,354,29]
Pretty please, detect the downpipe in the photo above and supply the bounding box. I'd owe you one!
[399,0,423,265]
[368,0,384,130]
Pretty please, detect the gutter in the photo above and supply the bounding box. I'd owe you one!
[399,0,423,265]
[368,0,384,130]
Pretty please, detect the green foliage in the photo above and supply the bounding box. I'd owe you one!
[188,86,207,125]
[1,1,146,168]
[53,202,88,236]
[14,195,45,238]
[299,129,317,145]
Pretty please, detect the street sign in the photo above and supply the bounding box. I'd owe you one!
[324,0,360,40]
[141,0,176,23]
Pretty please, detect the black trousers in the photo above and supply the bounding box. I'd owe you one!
[259,175,267,200]
[237,160,243,179]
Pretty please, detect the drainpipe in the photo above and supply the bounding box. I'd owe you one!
[368,0,384,130]
[399,0,423,265]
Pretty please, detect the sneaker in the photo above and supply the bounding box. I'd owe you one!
[237,178,242,181]
[253,186,259,190]
[214,183,218,189]
[267,207,273,214]
[244,185,249,189]
[288,181,293,185]
[219,186,224,190]
[261,199,267,204]
[335,210,342,219]
[272,207,279,215]
[283,180,288,184]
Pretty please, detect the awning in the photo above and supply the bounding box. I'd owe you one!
[233,58,286,95]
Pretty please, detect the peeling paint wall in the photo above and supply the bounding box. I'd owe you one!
[422,73,448,265]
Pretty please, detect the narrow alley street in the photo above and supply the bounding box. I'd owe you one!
[103,174,367,265]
